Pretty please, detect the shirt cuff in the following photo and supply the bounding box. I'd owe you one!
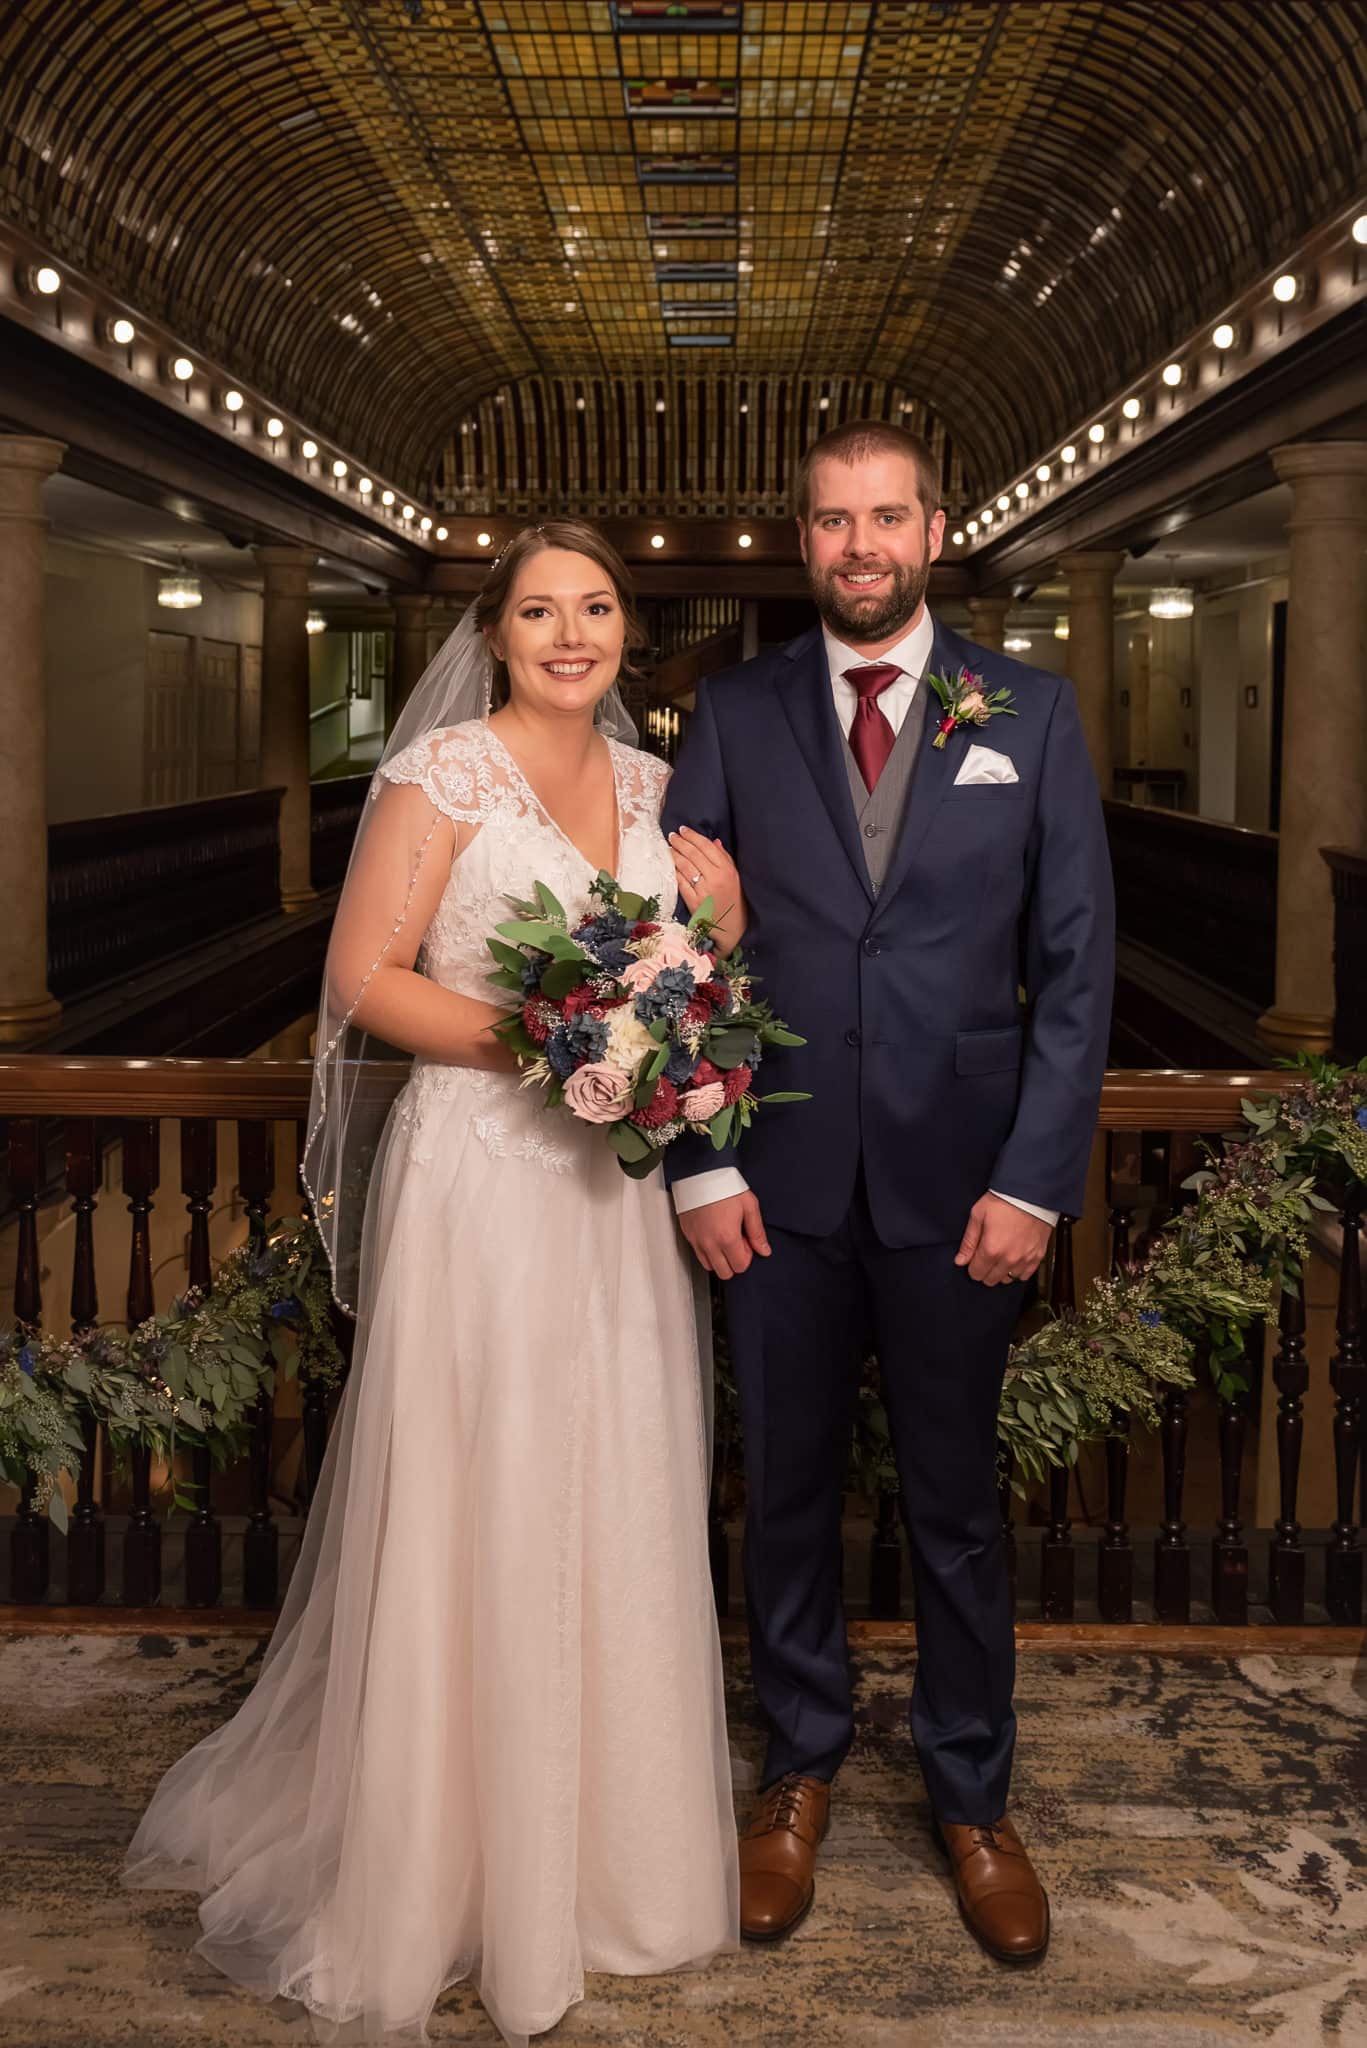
[989,1188,1060,1228]
[671,1166,750,1215]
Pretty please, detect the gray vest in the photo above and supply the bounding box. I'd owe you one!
[840,679,928,892]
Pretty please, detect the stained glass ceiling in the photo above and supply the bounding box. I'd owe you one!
[0,0,1362,503]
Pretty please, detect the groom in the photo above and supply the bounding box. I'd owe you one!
[662,421,1114,1963]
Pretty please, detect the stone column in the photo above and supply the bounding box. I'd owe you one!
[1058,550,1125,797]
[0,436,66,1044]
[255,546,317,911]
[391,593,433,731]
[966,595,1010,653]
[1257,442,1367,1055]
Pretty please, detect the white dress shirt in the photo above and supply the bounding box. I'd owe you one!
[672,606,1058,1230]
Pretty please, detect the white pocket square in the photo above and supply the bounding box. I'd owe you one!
[953,744,1019,786]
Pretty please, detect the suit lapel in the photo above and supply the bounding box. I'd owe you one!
[876,618,978,905]
[775,627,876,904]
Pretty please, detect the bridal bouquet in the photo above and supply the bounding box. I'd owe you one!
[485,873,808,1177]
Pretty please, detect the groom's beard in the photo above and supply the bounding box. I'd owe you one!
[808,553,931,645]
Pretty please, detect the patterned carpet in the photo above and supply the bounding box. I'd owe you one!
[0,1630,1365,2048]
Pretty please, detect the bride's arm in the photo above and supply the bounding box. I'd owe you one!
[328,781,519,1071]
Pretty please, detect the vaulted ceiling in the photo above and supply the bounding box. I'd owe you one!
[2,0,1363,509]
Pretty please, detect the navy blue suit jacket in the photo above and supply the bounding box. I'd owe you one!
[660,617,1116,1243]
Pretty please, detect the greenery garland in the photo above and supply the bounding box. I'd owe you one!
[2,1054,1363,1531]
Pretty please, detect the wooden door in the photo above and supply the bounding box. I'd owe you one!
[239,644,262,786]
[145,630,195,805]
[197,638,241,795]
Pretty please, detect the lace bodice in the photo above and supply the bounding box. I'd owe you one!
[375,720,676,1170]
[379,720,674,1001]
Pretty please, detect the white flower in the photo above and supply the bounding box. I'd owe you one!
[602,1006,656,1075]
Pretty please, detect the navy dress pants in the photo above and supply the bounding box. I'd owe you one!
[723,1167,1022,1825]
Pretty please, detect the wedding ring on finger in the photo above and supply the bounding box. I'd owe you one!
[690,870,702,886]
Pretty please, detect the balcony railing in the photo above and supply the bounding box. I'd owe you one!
[1,1057,1362,1631]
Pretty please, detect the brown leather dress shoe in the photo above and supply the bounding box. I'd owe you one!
[738,1772,831,1941]
[934,1814,1050,1963]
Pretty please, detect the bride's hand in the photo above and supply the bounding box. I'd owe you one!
[668,827,747,954]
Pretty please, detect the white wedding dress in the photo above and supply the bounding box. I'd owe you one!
[123,721,739,2044]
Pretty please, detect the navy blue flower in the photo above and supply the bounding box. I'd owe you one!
[520,948,554,995]
[1140,1309,1163,1328]
[269,1296,303,1321]
[564,1013,610,1065]
[545,1026,579,1080]
[17,1344,35,1379]
[573,912,635,976]
[1356,1105,1367,1131]
[634,964,697,1025]
[664,1041,701,1086]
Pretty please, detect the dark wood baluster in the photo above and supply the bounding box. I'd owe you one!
[1039,1217,1076,1621]
[998,1448,1017,1616]
[238,1119,279,1607]
[1325,1186,1363,1625]
[1098,1143,1137,1623]
[1211,1316,1257,1625]
[121,1120,161,1607]
[65,1119,105,1605]
[8,1117,49,1604]
[868,1487,903,1620]
[1268,1271,1309,1625]
[181,1119,222,1607]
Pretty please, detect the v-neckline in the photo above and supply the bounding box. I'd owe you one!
[483,722,623,880]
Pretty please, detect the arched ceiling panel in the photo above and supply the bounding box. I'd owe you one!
[1,0,1362,505]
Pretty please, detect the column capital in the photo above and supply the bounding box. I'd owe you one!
[0,434,67,477]
[1271,439,1367,488]
[1057,549,1126,584]
[0,434,66,523]
[254,544,316,595]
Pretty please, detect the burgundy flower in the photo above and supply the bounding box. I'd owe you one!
[691,1057,724,1090]
[722,1064,752,1106]
[630,1076,680,1129]
[632,920,661,939]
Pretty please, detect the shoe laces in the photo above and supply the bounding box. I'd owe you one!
[762,1774,811,1832]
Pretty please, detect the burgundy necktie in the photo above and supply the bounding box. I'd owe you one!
[844,663,901,792]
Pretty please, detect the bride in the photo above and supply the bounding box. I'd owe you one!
[123,520,743,2043]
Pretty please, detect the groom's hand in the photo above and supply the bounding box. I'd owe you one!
[679,1192,771,1281]
[955,1192,1051,1287]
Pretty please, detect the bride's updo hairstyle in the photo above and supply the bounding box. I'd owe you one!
[474,518,651,709]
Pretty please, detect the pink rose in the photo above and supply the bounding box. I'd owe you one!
[681,1080,726,1123]
[562,1062,633,1124]
[647,919,714,985]
[620,954,666,994]
[957,689,987,719]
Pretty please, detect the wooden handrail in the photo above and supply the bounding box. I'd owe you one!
[0,1055,1291,1126]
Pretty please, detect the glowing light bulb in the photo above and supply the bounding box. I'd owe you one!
[224,389,245,412]
[402,504,415,520]
[110,317,135,345]
[358,477,373,494]
[1212,322,1236,349]
[1272,273,1299,303]
[1088,422,1106,443]
[1122,397,1142,419]
[332,458,348,477]
[951,530,965,545]
[737,533,753,548]
[33,265,61,295]
[1035,464,1051,482]
[265,416,284,437]
[1061,443,1078,463]
[477,531,492,546]
[382,489,395,506]
[171,357,194,381]
[1162,363,1183,387]
[420,515,432,532]
[650,533,666,549]
[301,438,318,458]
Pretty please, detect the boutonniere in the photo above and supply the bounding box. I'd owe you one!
[924,667,1018,750]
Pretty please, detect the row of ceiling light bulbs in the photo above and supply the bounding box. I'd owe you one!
[951,223,1367,550]
[21,262,449,539]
